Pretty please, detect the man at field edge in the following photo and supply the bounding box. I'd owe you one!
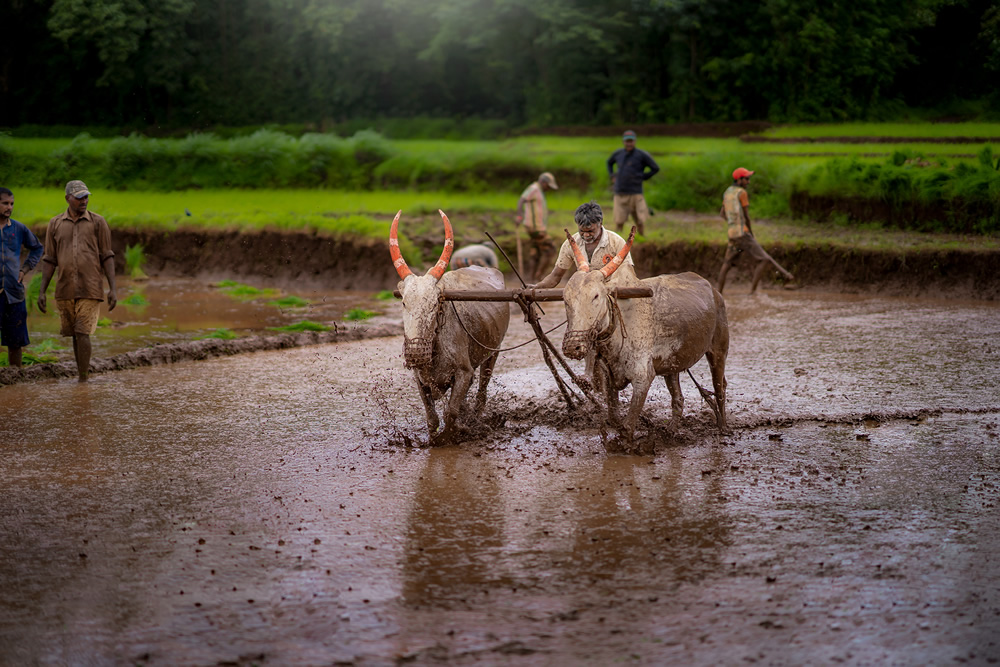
[532,200,634,289]
[0,187,44,369]
[717,167,795,294]
[607,130,659,236]
[38,180,117,382]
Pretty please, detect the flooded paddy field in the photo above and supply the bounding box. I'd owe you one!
[1,289,999,665]
[20,276,394,361]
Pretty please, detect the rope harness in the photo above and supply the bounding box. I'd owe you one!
[450,299,567,353]
[402,300,447,369]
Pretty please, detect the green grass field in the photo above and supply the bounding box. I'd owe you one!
[4,122,998,237]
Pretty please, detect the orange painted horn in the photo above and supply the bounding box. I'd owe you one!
[427,209,454,280]
[564,229,590,273]
[600,226,635,279]
[389,210,413,280]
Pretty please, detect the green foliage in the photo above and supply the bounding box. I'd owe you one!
[268,296,311,308]
[343,308,377,321]
[124,243,148,279]
[196,328,239,340]
[97,318,113,327]
[0,350,58,366]
[214,280,279,300]
[269,320,331,332]
[795,153,1000,233]
[122,292,149,308]
[375,290,396,300]
[25,274,55,314]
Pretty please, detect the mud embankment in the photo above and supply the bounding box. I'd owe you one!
[788,192,998,235]
[80,227,1000,300]
[72,226,1000,300]
[635,238,1000,300]
[0,324,402,386]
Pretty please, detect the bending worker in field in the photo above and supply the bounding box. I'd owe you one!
[516,171,559,281]
[717,167,795,294]
[607,130,659,236]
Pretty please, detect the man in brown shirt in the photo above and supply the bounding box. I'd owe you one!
[38,180,117,381]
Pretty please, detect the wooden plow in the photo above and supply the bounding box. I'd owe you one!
[394,285,653,410]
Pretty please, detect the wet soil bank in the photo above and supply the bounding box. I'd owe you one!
[0,323,401,387]
[789,192,999,236]
[61,226,1000,301]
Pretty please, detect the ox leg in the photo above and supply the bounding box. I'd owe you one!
[474,352,499,412]
[418,382,440,436]
[436,368,474,445]
[622,375,653,446]
[598,358,621,427]
[664,373,684,426]
[705,351,729,432]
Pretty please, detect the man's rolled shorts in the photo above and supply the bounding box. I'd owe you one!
[0,298,31,348]
[612,193,650,228]
[723,234,771,264]
[57,298,101,336]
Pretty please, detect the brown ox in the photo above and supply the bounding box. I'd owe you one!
[560,228,729,448]
[390,210,511,444]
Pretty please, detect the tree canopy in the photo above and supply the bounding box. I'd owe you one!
[1,0,997,129]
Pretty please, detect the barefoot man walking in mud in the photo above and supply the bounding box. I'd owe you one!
[37,180,117,381]
[717,167,795,294]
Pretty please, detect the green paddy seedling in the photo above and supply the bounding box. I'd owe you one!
[269,320,330,332]
[344,308,378,321]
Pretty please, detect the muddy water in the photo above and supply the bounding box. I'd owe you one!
[1,290,998,665]
[25,276,392,359]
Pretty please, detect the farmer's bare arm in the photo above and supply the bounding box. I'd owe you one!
[103,256,117,311]
[533,266,566,290]
[37,261,55,313]
[742,205,753,235]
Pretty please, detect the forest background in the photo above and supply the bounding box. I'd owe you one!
[3,0,999,131]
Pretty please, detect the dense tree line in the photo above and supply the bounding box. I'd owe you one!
[2,0,998,130]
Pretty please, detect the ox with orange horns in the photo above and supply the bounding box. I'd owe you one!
[390,210,511,444]
[561,226,730,451]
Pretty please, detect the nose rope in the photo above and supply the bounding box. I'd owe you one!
[563,294,624,358]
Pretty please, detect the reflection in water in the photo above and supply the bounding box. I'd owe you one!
[402,449,507,608]
[401,447,733,612]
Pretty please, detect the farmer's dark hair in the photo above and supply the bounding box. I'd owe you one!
[574,200,603,227]
[0,187,12,198]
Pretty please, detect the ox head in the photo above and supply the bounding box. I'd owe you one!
[561,227,635,360]
[390,209,454,368]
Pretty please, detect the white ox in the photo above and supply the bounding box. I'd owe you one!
[390,210,510,444]
[560,228,729,449]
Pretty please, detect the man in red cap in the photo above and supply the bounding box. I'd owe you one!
[717,167,795,294]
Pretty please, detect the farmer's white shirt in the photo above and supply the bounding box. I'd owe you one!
[555,227,635,272]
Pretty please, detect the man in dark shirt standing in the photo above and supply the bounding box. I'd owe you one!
[38,180,117,382]
[606,130,659,236]
[0,187,44,368]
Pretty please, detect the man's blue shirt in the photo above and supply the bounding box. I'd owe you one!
[607,148,660,195]
[1,219,43,304]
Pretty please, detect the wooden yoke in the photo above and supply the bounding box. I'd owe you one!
[392,287,654,302]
